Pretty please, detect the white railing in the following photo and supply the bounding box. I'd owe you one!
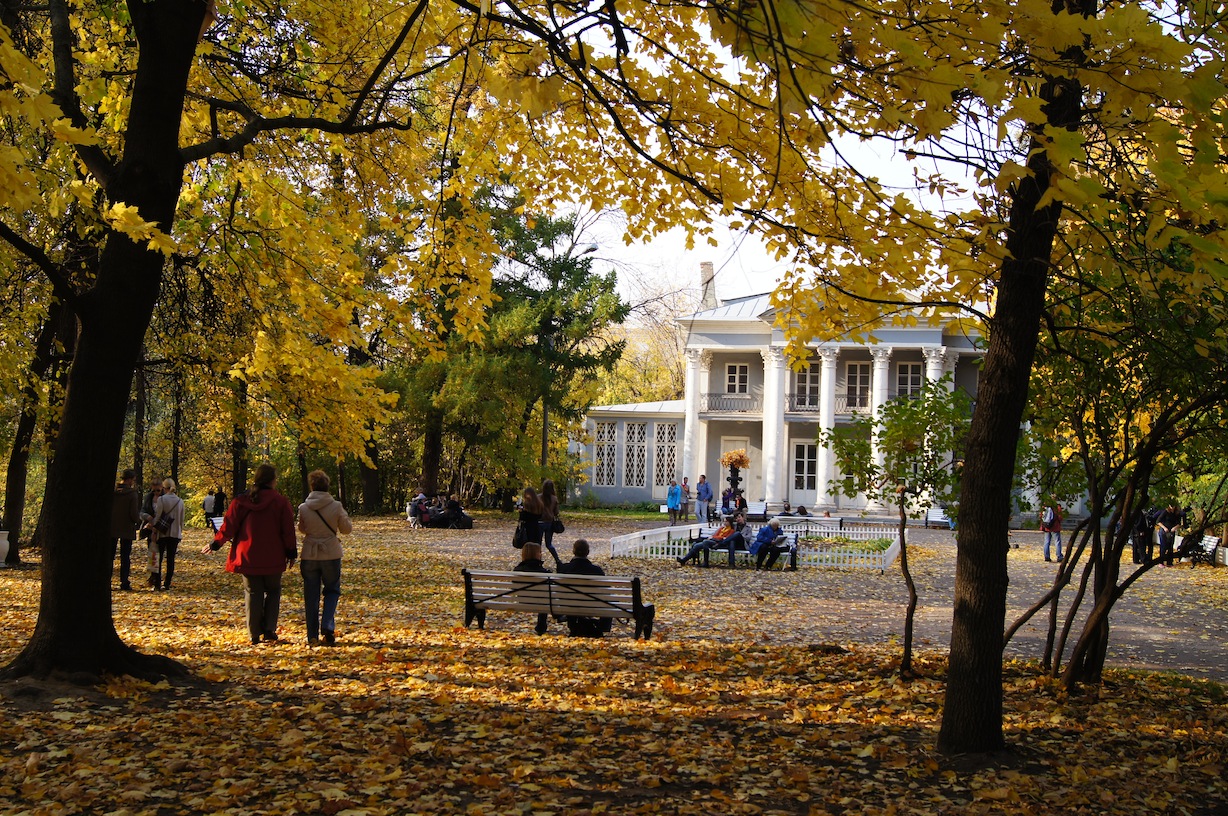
[610,524,708,560]
[610,522,900,572]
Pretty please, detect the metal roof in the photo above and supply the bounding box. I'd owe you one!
[589,400,685,415]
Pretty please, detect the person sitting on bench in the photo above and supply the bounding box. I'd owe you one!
[751,519,791,570]
[677,514,746,567]
[557,539,612,637]
[513,543,551,635]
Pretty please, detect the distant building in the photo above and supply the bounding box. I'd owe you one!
[580,268,981,512]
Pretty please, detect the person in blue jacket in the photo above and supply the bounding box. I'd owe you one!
[694,475,714,523]
[750,519,791,570]
[666,479,682,525]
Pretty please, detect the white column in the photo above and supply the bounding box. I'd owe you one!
[923,346,947,385]
[816,346,839,507]
[943,350,958,392]
[695,352,711,482]
[868,346,894,509]
[761,347,787,504]
[682,348,704,485]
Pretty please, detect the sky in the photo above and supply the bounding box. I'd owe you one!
[586,216,789,310]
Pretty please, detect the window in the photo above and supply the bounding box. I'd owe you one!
[897,363,924,398]
[594,422,616,486]
[653,423,678,489]
[624,423,647,487]
[795,364,820,407]
[793,443,817,491]
[846,362,870,408]
[726,364,749,394]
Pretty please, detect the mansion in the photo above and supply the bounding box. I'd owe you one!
[581,270,982,512]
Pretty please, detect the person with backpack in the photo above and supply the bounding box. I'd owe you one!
[298,470,353,646]
[1040,503,1063,562]
[148,478,186,590]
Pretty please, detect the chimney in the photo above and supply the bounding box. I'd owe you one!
[699,261,717,310]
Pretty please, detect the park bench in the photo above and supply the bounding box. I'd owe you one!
[1180,534,1220,568]
[207,516,225,533]
[925,507,953,529]
[743,501,769,522]
[461,569,656,639]
[694,528,798,569]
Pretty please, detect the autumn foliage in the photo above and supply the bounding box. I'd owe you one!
[2,517,1226,814]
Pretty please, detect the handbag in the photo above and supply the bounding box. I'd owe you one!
[153,513,173,534]
[512,523,526,549]
[552,518,565,534]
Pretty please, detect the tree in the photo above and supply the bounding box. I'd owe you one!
[1002,244,1228,689]
[704,0,1228,752]
[822,378,970,676]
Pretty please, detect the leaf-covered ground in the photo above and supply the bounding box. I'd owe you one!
[1,515,1226,815]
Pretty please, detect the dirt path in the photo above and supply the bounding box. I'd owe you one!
[416,514,1228,681]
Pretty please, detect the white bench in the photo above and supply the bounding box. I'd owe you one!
[461,569,656,639]
[207,516,225,533]
[925,507,953,529]
[743,501,769,521]
[1183,534,1220,567]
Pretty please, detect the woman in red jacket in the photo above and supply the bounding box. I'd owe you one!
[203,464,297,644]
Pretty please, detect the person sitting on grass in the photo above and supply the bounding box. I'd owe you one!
[677,514,746,567]
[557,539,612,637]
[750,518,791,570]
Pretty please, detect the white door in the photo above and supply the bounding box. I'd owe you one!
[791,441,819,510]
[718,436,755,502]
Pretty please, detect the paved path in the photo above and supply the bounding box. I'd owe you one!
[416,515,1228,681]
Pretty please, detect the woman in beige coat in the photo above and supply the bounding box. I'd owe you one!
[297,470,352,645]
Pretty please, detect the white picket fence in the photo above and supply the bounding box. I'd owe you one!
[609,522,900,572]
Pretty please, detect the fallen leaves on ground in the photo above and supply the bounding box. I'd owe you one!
[0,516,1225,815]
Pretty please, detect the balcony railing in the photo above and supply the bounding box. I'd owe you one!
[702,392,761,412]
[787,393,822,412]
[836,395,871,414]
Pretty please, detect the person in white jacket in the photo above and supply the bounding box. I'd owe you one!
[297,470,353,645]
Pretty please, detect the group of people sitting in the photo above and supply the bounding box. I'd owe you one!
[408,491,474,529]
[677,516,795,570]
[514,539,611,637]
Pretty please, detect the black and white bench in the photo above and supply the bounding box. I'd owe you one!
[1181,534,1220,568]
[461,569,656,639]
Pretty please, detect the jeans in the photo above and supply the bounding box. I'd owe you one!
[1044,531,1062,561]
[157,537,180,588]
[242,573,283,642]
[301,558,342,641]
[111,538,133,588]
[538,521,562,568]
[1158,528,1175,565]
[695,500,710,523]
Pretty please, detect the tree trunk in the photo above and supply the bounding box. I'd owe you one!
[898,502,918,677]
[133,354,147,489]
[421,408,444,495]
[231,380,248,498]
[297,442,309,501]
[1,0,206,681]
[936,53,1085,750]
[170,369,183,483]
[360,436,381,514]
[3,304,65,560]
